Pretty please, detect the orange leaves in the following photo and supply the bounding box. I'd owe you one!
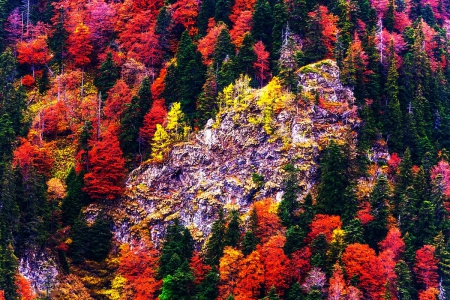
[234,250,264,300]
[219,246,244,299]
[17,35,52,66]
[13,138,54,178]
[419,288,440,300]
[16,274,36,300]
[342,243,386,299]
[414,245,439,290]
[198,23,228,65]
[190,251,212,284]
[253,41,270,87]
[118,240,161,300]
[307,214,342,243]
[253,198,283,243]
[308,6,338,58]
[230,11,253,47]
[67,23,93,68]
[140,100,167,143]
[172,0,200,36]
[82,126,126,200]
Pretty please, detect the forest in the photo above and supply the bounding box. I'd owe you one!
[1,0,450,299]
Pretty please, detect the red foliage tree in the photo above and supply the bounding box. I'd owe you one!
[342,243,386,299]
[258,235,291,295]
[414,245,439,290]
[152,67,167,101]
[83,126,126,200]
[118,239,161,300]
[67,23,93,68]
[139,100,167,143]
[230,11,253,47]
[419,287,440,300]
[307,214,342,243]
[308,6,338,58]
[379,227,405,261]
[229,0,256,24]
[104,80,133,123]
[198,23,228,65]
[253,41,270,87]
[290,247,312,282]
[0,291,4,300]
[172,0,200,36]
[328,264,347,300]
[17,35,52,74]
[13,138,54,178]
[190,251,211,284]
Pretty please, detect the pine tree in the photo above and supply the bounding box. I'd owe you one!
[278,164,300,227]
[242,207,259,255]
[197,65,218,127]
[215,0,233,26]
[0,243,19,300]
[271,0,288,62]
[385,45,404,154]
[205,209,226,266]
[225,210,240,247]
[431,174,449,233]
[86,215,112,261]
[277,27,300,93]
[61,168,88,226]
[384,0,396,31]
[316,141,351,216]
[252,0,273,47]
[69,217,89,264]
[265,286,281,300]
[94,52,120,101]
[198,0,216,36]
[235,33,256,76]
[366,175,390,250]
[213,28,235,69]
[194,268,219,300]
[395,260,417,299]
[159,261,196,300]
[393,148,413,213]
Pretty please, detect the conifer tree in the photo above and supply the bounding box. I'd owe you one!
[197,65,218,127]
[213,28,235,69]
[384,0,395,31]
[395,260,417,299]
[236,33,256,76]
[252,0,273,47]
[225,210,240,248]
[198,0,216,36]
[215,0,233,26]
[94,52,120,101]
[61,168,88,226]
[385,45,404,154]
[316,141,351,216]
[159,261,196,300]
[242,207,260,255]
[271,0,288,62]
[205,209,226,266]
[278,164,300,227]
[366,175,390,250]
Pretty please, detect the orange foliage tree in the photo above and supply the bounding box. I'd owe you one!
[118,240,161,300]
[230,11,253,47]
[234,250,264,300]
[198,22,228,65]
[253,198,283,243]
[218,246,244,299]
[342,243,385,299]
[82,126,126,200]
[67,23,93,68]
[16,275,36,300]
[13,138,54,178]
[307,214,342,243]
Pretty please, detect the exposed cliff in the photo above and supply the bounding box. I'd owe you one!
[107,59,360,245]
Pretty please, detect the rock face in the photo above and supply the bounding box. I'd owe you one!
[111,60,360,245]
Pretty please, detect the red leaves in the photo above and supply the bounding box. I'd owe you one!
[308,6,338,58]
[140,100,167,143]
[118,239,161,300]
[198,23,228,65]
[172,0,200,36]
[82,126,126,200]
[104,80,133,123]
[414,245,439,290]
[190,251,211,284]
[67,23,93,68]
[307,214,342,243]
[253,199,283,243]
[13,138,54,178]
[253,41,270,87]
[17,35,52,67]
[342,243,386,299]
[16,275,36,300]
[230,11,253,48]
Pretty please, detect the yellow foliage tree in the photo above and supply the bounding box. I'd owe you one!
[151,124,170,160]
[218,247,244,299]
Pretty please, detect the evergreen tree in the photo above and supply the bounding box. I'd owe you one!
[278,163,300,227]
[86,215,112,261]
[213,28,235,69]
[198,0,216,36]
[316,141,351,216]
[384,0,395,31]
[0,243,19,300]
[385,46,404,154]
[277,27,300,93]
[69,217,89,264]
[242,207,259,255]
[434,232,450,296]
[394,260,417,299]
[343,219,365,244]
[205,209,226,265]
[431,174,449,233]
[252,0,273,47]
[217,58,236,92]
[224,210,240,247]
[215,0,233,26]
[159,261,196,300]
[311,234,328,271]
[286,282,305,300]
[94,52,120,101]
[365,175,390,250]
[61,168,88,226]
[235,33,256,76]
[393,148,413,213]
[194,268,219,300]
[197,65,218,127]
[284,225,306,255]
[271,0,288,62]
[265,286,281,300]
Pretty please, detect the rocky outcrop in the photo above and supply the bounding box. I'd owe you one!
[109,60,360,245]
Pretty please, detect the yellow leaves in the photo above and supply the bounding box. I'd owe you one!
[47,178,66,200]
[151,124,170,161]
[102,275,126,300]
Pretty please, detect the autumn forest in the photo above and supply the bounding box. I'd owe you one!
[1,0,450,299]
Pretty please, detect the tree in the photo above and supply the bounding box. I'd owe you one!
[253,41,270,87]
[395,260,417,300]
[316,141,352,216]
[86,215,112,261]
[206,209,226,266]
[234,250,264,299]
[278,164,300,228]
[328,263,347,300]
[159,262,196,300]
[140,100,167,145]
[225,210,240,248]
[230,11,253,48]
[251,0,273,47]
[61,168,88,226]
[213,28,235,68]
[83,127,126,200]
[218,246,244,299]
[414,245,439,290]
[67,23,93,68]
[198,0,216,35]
[95,52,119,101]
